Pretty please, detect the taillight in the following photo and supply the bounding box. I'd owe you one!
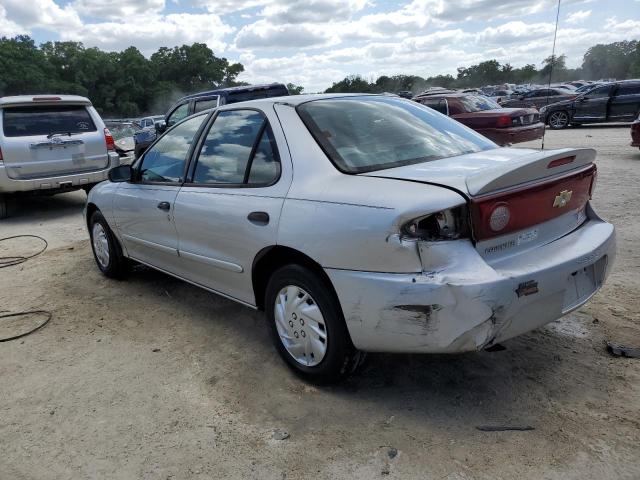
[547,156,575,168]
[402,206,469,241]
[104,128,115,151]
[496,115,512,128]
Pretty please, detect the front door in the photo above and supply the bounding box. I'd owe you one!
[112,113,207,269]
[173,108,292,305]
[573,84,612,122]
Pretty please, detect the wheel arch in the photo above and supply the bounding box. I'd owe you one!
[251,245,340,313]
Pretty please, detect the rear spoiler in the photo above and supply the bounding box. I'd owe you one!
[466,148,596,196]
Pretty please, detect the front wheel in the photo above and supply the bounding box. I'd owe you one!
[548,110,570,129]
[265,264,363,384]
[89,210,130,278]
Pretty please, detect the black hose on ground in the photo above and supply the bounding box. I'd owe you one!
[0,235,48,268]
[0,235,52,341]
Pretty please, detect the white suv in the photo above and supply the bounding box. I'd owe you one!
[0,95,120,218]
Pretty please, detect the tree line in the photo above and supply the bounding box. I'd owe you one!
[325,40,640,94]
[0,36,246,117]
[1,36,638,116]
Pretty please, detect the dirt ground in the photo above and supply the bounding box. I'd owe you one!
[1,126,639,480]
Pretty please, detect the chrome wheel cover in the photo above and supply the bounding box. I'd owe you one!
[92,223,110,268]
[549,111,568,128]
[274,285,328,367]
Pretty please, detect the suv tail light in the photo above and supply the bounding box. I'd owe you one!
[402,206,469,241]
[104,128,115,151]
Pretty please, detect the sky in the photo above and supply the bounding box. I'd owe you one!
[1,0,639,91]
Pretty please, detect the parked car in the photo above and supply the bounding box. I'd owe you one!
[133,83,289,159]
[137,115,165,129]
[500,87,577,109]
[86,94,615,383]
[415,93,543,145]
[631,113,640,149]
[105,120,140,164]
[0,95,119,219]
[488,89,513,103]
[396,90,413,99]
[540,80,640,129]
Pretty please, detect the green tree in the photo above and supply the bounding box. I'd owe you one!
[286,83,304,95]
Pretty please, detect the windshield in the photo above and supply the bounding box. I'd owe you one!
[297,96,496,174]
[458,95,501,112]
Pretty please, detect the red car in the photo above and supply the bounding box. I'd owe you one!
[414,93,544,146]
[631,114,640,149]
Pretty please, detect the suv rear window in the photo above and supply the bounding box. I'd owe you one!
[298,96,496,174]
[2,105,97,137]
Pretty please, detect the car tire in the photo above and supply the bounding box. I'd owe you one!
[548,110,570,129]
[0,195,7,220]
[89,210,130,279]
[265,264,364,384]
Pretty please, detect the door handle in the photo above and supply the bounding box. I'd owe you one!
[247,211,269,226]
[157,201,171,211]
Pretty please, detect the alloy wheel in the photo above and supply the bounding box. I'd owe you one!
[274,285,328,366]
[549,111,569,129]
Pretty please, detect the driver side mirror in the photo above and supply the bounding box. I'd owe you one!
[155,121,167,134]
[108,164,133,183]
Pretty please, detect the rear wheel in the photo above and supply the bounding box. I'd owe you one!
[548,110,570,129]
[89,210,130,278]
[265,264,363,384]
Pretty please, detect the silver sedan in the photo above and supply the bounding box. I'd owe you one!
[85,94,615,383]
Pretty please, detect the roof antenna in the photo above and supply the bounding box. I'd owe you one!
[541,0,561,150]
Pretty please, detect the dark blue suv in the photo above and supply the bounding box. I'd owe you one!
[134,83,289,158]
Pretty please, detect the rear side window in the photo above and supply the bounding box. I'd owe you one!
[616,84,640,96]
[192,109,280,185]
[194,98,219,113]
[2,105,96,137]
[419,98,448,115]
[225,86,289,104]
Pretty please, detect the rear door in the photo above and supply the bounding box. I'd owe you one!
[573,84,613,122]
[608,83,640,122]
[112,113,208,269]
[0,102,108,179]
[173,107,292,305]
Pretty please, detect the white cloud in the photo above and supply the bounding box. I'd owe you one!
[565,9,592,24]
[61,13,234,55]
[72,0,165,20]
[2,0,82,31]
[234,19,337,49]
[0,5,23,37]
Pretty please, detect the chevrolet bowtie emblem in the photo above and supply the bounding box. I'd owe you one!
[553,190,572,208]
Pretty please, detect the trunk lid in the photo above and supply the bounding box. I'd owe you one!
[0,100,109,180]
[362,147,597,259]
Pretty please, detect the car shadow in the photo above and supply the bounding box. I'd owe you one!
[2,190,86,222]
[122,265,599,434]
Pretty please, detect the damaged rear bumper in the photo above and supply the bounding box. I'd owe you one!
[326,213,615,354]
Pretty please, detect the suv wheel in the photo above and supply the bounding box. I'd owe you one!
[265,264,363,384]
[548,110,570,129]
[89,210,130,278]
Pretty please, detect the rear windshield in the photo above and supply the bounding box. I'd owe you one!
[297,96,496,173]
[2,105,97,137]
[459,95,501,112]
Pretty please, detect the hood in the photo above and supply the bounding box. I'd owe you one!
[360,147,596,197]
